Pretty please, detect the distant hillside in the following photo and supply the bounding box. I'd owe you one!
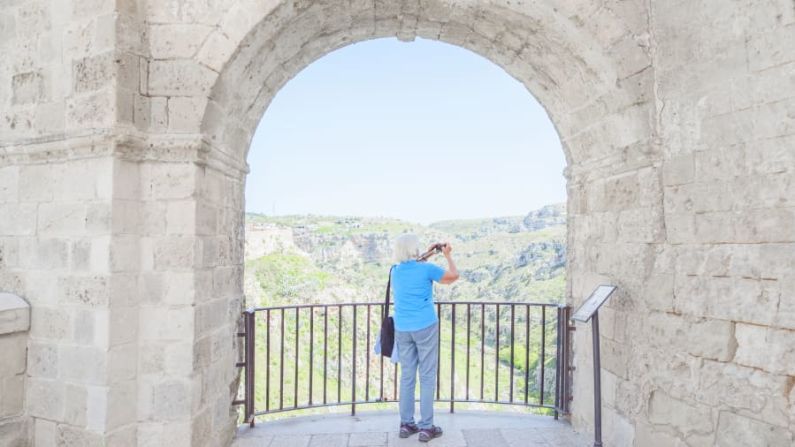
[244,204,566,308]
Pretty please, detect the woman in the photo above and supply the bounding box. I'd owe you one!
[391,233,459,443]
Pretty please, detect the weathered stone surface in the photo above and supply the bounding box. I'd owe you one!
[734,323,795,376]
[1,1,793,446]
[715,411,793,447]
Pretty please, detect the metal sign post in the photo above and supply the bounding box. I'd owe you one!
[571,285,617,447]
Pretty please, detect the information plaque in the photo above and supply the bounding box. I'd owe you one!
[570,284,618,447]
[571,285,617,323]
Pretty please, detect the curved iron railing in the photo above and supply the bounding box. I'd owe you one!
[236,301,571,426]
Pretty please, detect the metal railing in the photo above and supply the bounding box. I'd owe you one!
[236,301,571,426]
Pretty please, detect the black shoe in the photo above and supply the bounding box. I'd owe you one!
[399,422,420,438]
[418,425,443,442]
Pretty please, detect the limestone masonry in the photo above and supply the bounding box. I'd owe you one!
[0,0,794,446]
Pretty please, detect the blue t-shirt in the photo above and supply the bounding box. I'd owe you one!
[391,260,445,331]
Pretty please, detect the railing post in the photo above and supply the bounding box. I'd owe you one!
[450,303,455,413]
[244,309,256,427]
[352,304,357,416]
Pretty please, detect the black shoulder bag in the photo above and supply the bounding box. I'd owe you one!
[379,266,396,357]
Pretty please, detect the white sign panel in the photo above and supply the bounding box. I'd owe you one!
[571,285,617,322]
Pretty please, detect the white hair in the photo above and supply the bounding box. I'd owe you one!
[393,233,420,263]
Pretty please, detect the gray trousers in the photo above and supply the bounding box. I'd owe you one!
[396,322,439,429]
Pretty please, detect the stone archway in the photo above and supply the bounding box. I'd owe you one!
[193,2,658,445]
[2,1,793,446]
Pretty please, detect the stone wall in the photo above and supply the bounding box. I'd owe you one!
[0,0,793,446]
[0,293,30,447]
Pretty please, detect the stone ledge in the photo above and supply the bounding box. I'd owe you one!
[0,293,30,335]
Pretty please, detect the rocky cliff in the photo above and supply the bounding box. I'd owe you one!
[244,204,566,307]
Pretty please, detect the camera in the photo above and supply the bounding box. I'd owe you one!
[418,243,448,261]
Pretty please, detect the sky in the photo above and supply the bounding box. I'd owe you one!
[245,37,566,224]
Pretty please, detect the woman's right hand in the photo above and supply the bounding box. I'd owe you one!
[441,242,452,256]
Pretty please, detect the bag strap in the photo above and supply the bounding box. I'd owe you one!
[383,265,395,320]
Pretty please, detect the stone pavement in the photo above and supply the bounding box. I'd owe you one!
[231,410,591,447]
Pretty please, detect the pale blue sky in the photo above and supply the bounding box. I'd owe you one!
[245,37,565,224]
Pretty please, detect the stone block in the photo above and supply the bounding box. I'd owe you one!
[106,380,136,430]
[12,71,45,104]
[148,60,215,97]
[745,134,795,176]
[746,24,795,72]
[0,293,29,335]
[139,306,195,341]
[33,100,66,134]
[0,374,24,417]
[603,408,635,447]
[0,203,36,236]
[662,153,694,186]
[58,275,110,306]
[63,383,88,426]
[26,378,64,420]
[83,384,108,431]
[0,13,15,46]
[137,421,192,447]
[30,306,71,340]
[0,333,26,378]
[735,323,795,375]
[715,411,792,446]
[776,273,795,329]
[106,306,135,346]
[57,425,104,447]
[59,345,108,384]
[674,274,778,326]
[109,235,139,272]
[633,422,680,447]
[66,90,115,129]
[166,200,197,234]
[19,238,69,270]
[150,96,169,131]
[108,343,137,382]
[140,162,197,200]
[167,96,207,132]
[0,166,19,203]
[696,359,791,428]
[28,341,58,378]
[109,273,139,308]
[37,202,87,236]
[646,312,736,361]
[735,207,795,243]
[149,24,212,59]
[152,379,194,421]
[134,92,152,130]
[34,418,56,447]
[106,425,137,446]
[0,417,28,447]
[112,159,141,201]
[73,52,115,93]
[73,308,100,345]
[648,390,714,437]
[161,272,195,305]
[196,30,235,72]
[153,236,199,270]
[18,164,55,202]
[70,236,111,273]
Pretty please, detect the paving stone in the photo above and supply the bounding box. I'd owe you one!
[462,429,508,447]
[309,433,349,447]
[349,432,387,446]
[268,434,310,447]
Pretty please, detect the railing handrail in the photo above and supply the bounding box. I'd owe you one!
[249,301,565,312]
